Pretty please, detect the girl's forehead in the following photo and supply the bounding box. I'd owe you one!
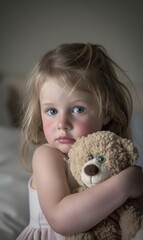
[39,79,93,102]
[40,78,69,90]
[40,77,90,94]
[40,79,72,96]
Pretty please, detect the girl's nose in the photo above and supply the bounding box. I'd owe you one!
[58,115,72,130]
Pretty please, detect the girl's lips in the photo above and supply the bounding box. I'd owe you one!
[57,137,76,144]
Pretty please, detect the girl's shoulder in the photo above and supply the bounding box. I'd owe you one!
[31,144,68,189]
[32,144,66,167]
[34,143,62,157]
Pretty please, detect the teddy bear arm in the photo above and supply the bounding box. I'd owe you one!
[65,231,98,240]
[117,200,143,240]
[92,219,121,240]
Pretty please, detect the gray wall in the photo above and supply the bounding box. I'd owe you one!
[0,0,143,84]
[0,0,143,164]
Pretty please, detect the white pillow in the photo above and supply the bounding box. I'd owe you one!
[0,126,31,240]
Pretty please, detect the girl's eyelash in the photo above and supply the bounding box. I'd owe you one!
[44,107,50,113]
[72,106,85,113]
[45,108,58,115]
[43,106,86,114]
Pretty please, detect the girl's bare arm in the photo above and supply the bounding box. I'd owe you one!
[32,145,143,236]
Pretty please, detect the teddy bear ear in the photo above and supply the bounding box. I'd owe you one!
[120,137,139,164]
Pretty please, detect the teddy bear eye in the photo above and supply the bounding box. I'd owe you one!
[97,155,106,163]
[88,154,94,161]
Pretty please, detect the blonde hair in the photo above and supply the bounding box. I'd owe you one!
[21,43,133,166]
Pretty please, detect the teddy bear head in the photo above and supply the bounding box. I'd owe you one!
[68,131,138,188]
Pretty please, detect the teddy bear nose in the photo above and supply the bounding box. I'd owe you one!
[84,164,99,176]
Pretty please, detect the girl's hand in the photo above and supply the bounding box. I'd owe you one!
[118,165,143,199]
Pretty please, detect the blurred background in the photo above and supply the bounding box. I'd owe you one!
[0,0,143,158]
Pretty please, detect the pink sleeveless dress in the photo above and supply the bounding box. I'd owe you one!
[16,178,65,240]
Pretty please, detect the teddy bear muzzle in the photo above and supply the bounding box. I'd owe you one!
[84,164,99,176]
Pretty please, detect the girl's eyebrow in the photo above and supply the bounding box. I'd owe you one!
[70,99,88,104]
[40,102,54,107]
[70,96,94,103]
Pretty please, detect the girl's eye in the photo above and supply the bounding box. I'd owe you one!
[72,106,85,114]
[47,108,58,116]
[97,155,106,163]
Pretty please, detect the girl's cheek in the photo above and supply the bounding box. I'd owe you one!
[75,118,102,137]
[75,121,92,136]
[42,121,53,138]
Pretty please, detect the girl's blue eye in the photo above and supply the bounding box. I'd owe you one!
[72,106,85,114]
[47,108,58,116]
[97,155,106,163]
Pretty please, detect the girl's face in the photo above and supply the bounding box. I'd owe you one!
[40,80,108,154]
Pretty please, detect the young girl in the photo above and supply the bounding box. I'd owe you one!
[17,43,143,239]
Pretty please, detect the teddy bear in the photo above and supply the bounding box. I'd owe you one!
[65,131,143,240]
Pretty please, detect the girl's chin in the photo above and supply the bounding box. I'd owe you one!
[57,144,72,154]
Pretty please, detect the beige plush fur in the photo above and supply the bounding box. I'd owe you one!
[66,131,143,240]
